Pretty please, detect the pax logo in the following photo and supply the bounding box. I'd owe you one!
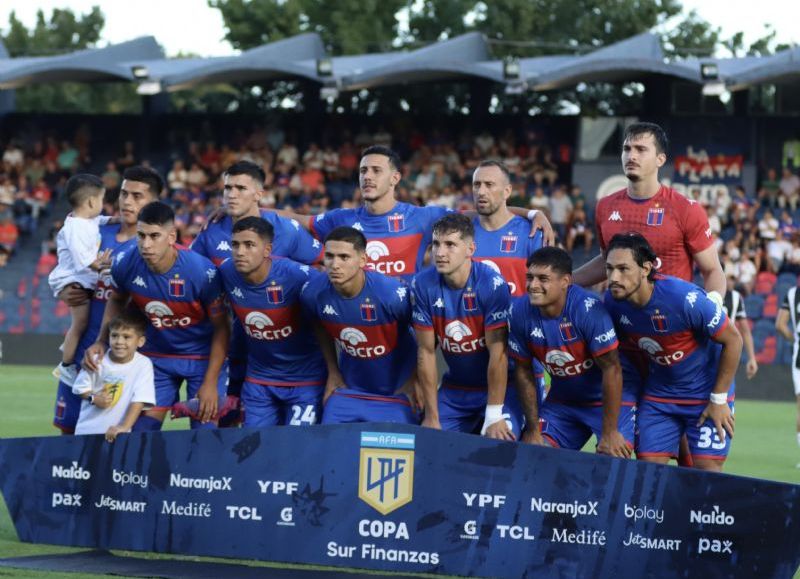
[637,337,684,366]
[243,311,292,341]
[144,301,191,329]
[544,349,593,377]
[336,327,386,358]
[441,320,485,354]
[52,492,82,507]
[365,241,405,275]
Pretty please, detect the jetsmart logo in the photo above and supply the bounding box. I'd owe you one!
[530,498,598,517]
[336,327,386,358]
[169,473,232,493]
[689,505,735,526]
[52,461,91,480]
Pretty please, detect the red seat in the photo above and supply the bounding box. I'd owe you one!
[755,336,777,364]
[755,272,777,295]
[762,294,778,318]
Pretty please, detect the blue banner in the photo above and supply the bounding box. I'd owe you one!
[1,425,799,578]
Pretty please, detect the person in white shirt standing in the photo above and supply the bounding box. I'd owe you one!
[48,174,113,385]
[73,310,155,442]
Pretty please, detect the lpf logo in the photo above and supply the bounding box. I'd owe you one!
[358,432,414,515]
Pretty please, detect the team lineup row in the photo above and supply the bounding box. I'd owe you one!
[51,124,741,471]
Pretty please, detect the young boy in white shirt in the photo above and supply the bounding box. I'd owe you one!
[48,174,114,385]
[73,310,155,442]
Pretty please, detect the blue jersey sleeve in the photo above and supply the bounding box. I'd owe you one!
[271,214,322,264]
[110,247,133,291]
[310,209,347,241]
[189,230,210,258]
[410,275,433,329]
[198,265,225,317]
[299,276,321,320]
[387,280,412,325]
[421,206,451,229]
[481,274,511,332]
[507,299,529,362]
[578,296,619,357]
[684,288,729,339]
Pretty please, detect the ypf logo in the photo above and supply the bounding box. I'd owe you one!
[243,311,292,341]
[337,327,386,358]
[145,301,190,329]
[544,349,593,377]
[365,240,406,274]
[358,432,414,515]
[444,320,472,342]
[638,337,685,366]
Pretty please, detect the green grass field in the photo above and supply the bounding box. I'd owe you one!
[1,364,799,578]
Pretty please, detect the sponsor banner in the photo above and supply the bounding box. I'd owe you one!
[671,145,744,200]
[1,425,800,578]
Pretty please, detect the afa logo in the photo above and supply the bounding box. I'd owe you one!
[358,432,414,515]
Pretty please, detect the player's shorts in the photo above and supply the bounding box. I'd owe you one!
[636,398,733,461]
[150,356,228,429]
[539,400,636,451]
[242,380,323,427]
[438,385,524,438]
[792,343,800,396]
[52,379,82,434]
[321,388,419,425]
[227,320,248,397]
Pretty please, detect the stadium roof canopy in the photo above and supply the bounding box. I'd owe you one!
[723,46,800,90]
[0,37,163,89]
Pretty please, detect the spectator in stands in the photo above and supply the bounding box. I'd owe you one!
[57,141,79,172]
[276,141,299,170]
[2,140,24,169]
[767,230,792,272]
[565,198,593,252]
[759,167,781,209]
[780,168,800,211]
[783,237,800,274]
[780,210,796,238]
[529,186,549,213]
[548,185,573,242]
[101,162,121,193]
[116,141,136,170]
[186,162,208,189]
[12,189,34,236]
[758,209,779,241]
[167,160,188,192]
[0,246,9,268]
[0,208,18,253]
[735,250,757,295]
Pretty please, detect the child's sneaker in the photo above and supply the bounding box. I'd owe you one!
[53,362,79,386]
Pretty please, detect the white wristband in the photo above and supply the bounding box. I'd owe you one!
[709,392,728,405]
[527,209,539,222]
[481,404,505,435]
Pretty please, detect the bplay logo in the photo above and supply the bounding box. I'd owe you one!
[112,469,148,488]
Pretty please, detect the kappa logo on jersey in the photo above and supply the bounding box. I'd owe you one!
[299,265,310,274]
[705,227,713,239]
[481,259,501,274]
[686,292,698,307]
[493,276,505,290]
[231,287,244,299]
[500,234,517,253]
[559,319,578,342]
[433,298,444,308]
[352,222,364,231]
[463,290,478,311]
[323,304,338,316]
[206,269,216,282]
[620,315,633,326]
[647,207,665,226]
[290,219,301,230]
[608,211,622,221]
[584,297,598,312]
[396,287,407,301]
[216,240,231,251]
[266,283,284,304]
[312,238,321,248]
[638,336,685,366]
[388,213,404,232]
[144,301,192,329]
[337,327,387,358]
[133,275,147,288]
[531,326,544,339]
[116,250,126,264]
[169,275,185,298]
[651,310,669,332]
[441,319,485,354]
[544,349,594,377]
[243,311,292,341]
[361,300,377,322]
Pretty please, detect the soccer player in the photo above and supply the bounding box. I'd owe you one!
[84,201,230,430]
[412,214,516,440]
[53,166,162,434]
[508,247,633,457]
[724,273,758,380]
[217,216,326,427]
[300,226,418,424]
[776,283,800,462]
[278,145,553,282]
[190,160,322,420]
[72,310,155,442]
[572,121,726,466]
[604,233,742,472]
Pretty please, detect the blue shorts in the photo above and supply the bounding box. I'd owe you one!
[438,386,524,438]
[540,401,636,451]
[53,379,82,434]
[321,388,419,425]
[242,380,323,427]
[636,399,733,461]
[150,356,228,408]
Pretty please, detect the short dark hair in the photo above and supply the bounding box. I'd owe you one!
[109,309,148,337]
[361,145,401,172]
[606,232,659,280]
[138,201,174,226]
[526,246,573,275]
[623,122,669,156]
[232,215,274,243]
[225,161,265,188]
[324,226,367,253]
[476,159,512,183]
[122,165,164,197]
[65,174,104,208]
[432,213,474,241]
